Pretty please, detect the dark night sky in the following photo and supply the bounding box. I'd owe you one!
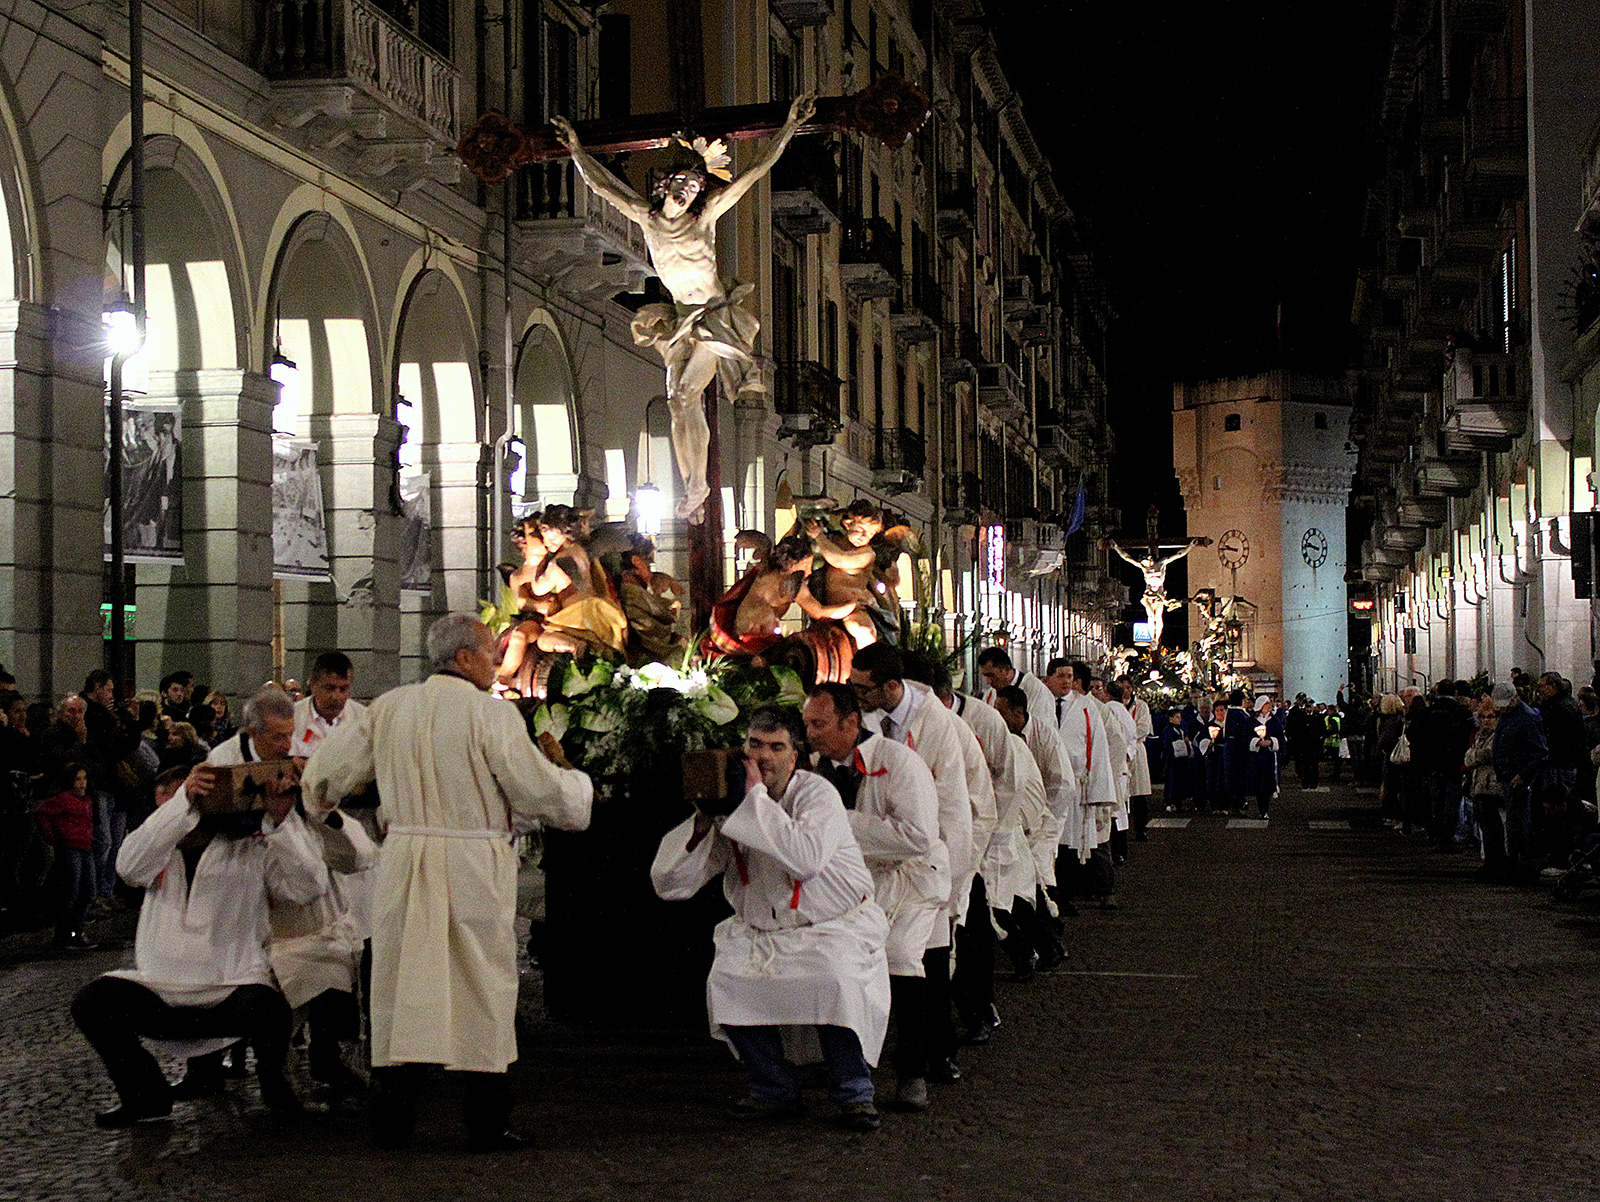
[985,1,1393,627]
[986,0,1392,522]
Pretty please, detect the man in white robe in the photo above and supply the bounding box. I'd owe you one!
[910,656,1007,1051]
[804,682,945,1113]
[279,651,378,1092]
[652,704,889,1132]
[1048,660,1120,909]
[850,643,974,1079]
[1117,674,1156,840]
[302,615,593,1151]
[991,685,1073,972]
[71,689,329,1127]
[977,645,1057,734]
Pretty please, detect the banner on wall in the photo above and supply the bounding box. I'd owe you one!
[399,472,432,594]
[104,401,184,565]
[272,437,333,582]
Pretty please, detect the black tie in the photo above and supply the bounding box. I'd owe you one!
[1055,696,1064,721]
[824,758,862,810]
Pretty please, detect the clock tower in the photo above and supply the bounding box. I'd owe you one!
[1172,371,1355,700]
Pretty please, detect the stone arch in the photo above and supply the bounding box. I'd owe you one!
[103,133,250,374]
[263,204,398,688]
[0,60,40,301]
[513,308,583,511]
[393,264,482,677]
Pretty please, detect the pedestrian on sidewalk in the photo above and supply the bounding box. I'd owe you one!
[1491,682,1548,883]
[1464,696,1505,881]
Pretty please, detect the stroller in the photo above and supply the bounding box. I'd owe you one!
[1551,813,1600,902]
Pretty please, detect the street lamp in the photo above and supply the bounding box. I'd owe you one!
[269,343,299,435]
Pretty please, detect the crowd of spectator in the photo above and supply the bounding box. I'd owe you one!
[0,666,256,945]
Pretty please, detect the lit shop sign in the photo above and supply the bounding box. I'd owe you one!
[1350,598,1375,616]
[985,525,1006,587]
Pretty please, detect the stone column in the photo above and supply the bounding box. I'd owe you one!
[310,412,404,693]
[0,301,105,695]
[144,368,277,693]
[425,439,491,620]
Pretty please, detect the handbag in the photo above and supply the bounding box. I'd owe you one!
[1338,737,1351,760]
[1389,732,1411,764]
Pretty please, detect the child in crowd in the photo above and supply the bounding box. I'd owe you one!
[36,763,96,949]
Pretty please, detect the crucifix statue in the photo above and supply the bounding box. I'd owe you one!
[457,76,930,526]
[1102,508,1210,649]
[553,97,814,524]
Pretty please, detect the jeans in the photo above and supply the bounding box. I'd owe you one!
[722,1024,874,1106]
[1429,774,1463,845]
[98,808,127,898]
[50,847,95,939]
[89,792,114,898]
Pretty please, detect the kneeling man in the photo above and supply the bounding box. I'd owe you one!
[652,705,890,1131]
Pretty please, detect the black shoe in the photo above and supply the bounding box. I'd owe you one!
[1009,950,1037,982]
[169,1073,225,1101]
[66,932,98,950]
[467,1128,533,1152]
[837,1102,881,1132]
[728,1095,803,1120]
[926,1057,963,1084]
[95,1097,172,1128]
[310,1061,366,1095]
[1035,944,1067,973]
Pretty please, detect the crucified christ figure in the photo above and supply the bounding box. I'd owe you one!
[553,94,817,524]
[1106,538,1206,648]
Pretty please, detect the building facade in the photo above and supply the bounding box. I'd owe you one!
[1173,372,1354,701]
[0,0,1120,699]
[1350,0,1600,692]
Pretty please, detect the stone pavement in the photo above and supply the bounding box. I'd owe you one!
[5,777,1600,1202]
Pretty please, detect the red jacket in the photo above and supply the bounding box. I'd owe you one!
[37,790,93,851]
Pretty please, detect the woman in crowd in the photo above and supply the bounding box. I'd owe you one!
[1375,693,1406,827]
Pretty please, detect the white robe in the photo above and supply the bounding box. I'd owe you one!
[112,783,328,1008]
[1128,696,1154,797]
[1056,691,1117,858]
[302,673,593,1073]
[292,694,377,939]
[204,730,378,1010]
[838,734,947,977]
[651,769,891,1064]
[865,680,974,946]
[983,732,1048,908]
[1018,714,1075,894]
[1100,696,1134,829]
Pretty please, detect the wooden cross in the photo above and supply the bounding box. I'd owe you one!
[456,74,931,185]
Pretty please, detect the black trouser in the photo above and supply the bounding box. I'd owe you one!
[71,977,294,1109]
[1059,843,1116,898]
[995,894,1062,964]
[950,875,994,1030]
[1296,752,1320,788]
[887,974,929,1081]
[1475,793,1508,875]
[369,1063,513,1147]
[921,944,958,1064]
[1130,795,1150,838]
[305,987,360,1079]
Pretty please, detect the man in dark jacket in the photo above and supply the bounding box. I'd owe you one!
[1417,681,1476,850]
[80,671,139,898]
[1535,672,1586,866]
[1492,682,1549,882]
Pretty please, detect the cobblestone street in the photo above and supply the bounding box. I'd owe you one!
[6,779,1599,1202]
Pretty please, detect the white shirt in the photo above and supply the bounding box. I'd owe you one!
[293,695,368,760]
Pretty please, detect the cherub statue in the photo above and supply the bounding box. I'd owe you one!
[552,94,818,524]
[804,499,914,650]
[704,532,850,659]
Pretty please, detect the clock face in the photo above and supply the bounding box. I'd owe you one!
[1217,529,1249,569]
[1301,527,1329,568]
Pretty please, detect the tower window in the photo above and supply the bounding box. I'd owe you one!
[1224,413,1241,431]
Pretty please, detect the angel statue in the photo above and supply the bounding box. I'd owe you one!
[1104,536,1208,649]
[553,93,818,524]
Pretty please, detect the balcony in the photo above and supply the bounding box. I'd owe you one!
[515,159,652,299]
[890,272,942,345]
[1001,274,1035,319]
[771,0,833,31]
[976,361,1025,423]
[1464,96,1527,197]
[839,216,902,302]
[775,360,842,446]
[873,427,926,494]
[940,320,981,377]
[1018,303,1050,346]
[771,138,840,238]
[260,0,460,187]
[941,471,981,524]
[1036,422,1070,465]
[936,174,976,239]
